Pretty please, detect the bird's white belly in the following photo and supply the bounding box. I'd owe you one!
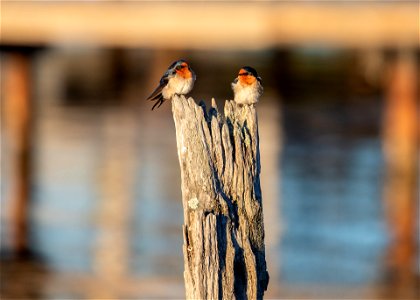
[233,84,260,105]
[162,77,194,99]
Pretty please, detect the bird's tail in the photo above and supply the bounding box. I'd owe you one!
[151,94,165,110]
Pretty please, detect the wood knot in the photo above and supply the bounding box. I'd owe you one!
[188,197,199,210]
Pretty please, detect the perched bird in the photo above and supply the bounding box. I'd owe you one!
[147,59,196,110]
[231,66,263,105]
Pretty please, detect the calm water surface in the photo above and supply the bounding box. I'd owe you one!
[1,49,400,299]
[4,98,388,297]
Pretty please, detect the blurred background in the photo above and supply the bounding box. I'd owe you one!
[1,1,419,299]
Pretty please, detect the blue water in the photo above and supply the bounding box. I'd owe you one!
[2,100,390,295]
[281,137,388,284]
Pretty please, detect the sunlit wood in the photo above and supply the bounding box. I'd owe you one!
[3,54,32,255]
[1,2,417,48]
[172,96,269,299]
[382,51,418,299]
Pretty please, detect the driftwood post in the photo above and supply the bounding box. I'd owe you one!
[172,95,269,299]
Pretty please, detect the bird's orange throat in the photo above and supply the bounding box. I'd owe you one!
[239,74,256,85]
[176,68,193,79]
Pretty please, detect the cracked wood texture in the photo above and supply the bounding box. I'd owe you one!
[172,95,269,300]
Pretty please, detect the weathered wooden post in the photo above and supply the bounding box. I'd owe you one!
[172,95,269,299]
[382,51,418,298]
[3,52,33,256]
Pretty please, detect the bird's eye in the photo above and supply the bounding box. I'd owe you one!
[176,65,184,70]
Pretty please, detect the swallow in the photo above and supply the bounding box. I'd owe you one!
[147,59,196,110]
[231,66,263,105]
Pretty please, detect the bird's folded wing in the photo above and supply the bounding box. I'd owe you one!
[146,75,169,100]
[147,83,164,100]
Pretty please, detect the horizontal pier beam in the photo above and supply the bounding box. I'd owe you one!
[1,2,418,49]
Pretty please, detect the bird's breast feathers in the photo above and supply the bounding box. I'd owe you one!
[232,81,263,105]
[162,75,194,99]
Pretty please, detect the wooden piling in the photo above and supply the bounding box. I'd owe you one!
[3,53,32,256]
[382,51,418,298]
[171,96,269,299]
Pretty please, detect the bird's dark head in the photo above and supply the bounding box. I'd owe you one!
[237,66,262,85]
[169,59,193,79]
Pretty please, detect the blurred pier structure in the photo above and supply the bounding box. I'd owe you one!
[91,110,137,298]
[258,95,283,290]
[382,51,419,299]
[1,2,417,49]
[2,52,34,256]
[1,1,419,299]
